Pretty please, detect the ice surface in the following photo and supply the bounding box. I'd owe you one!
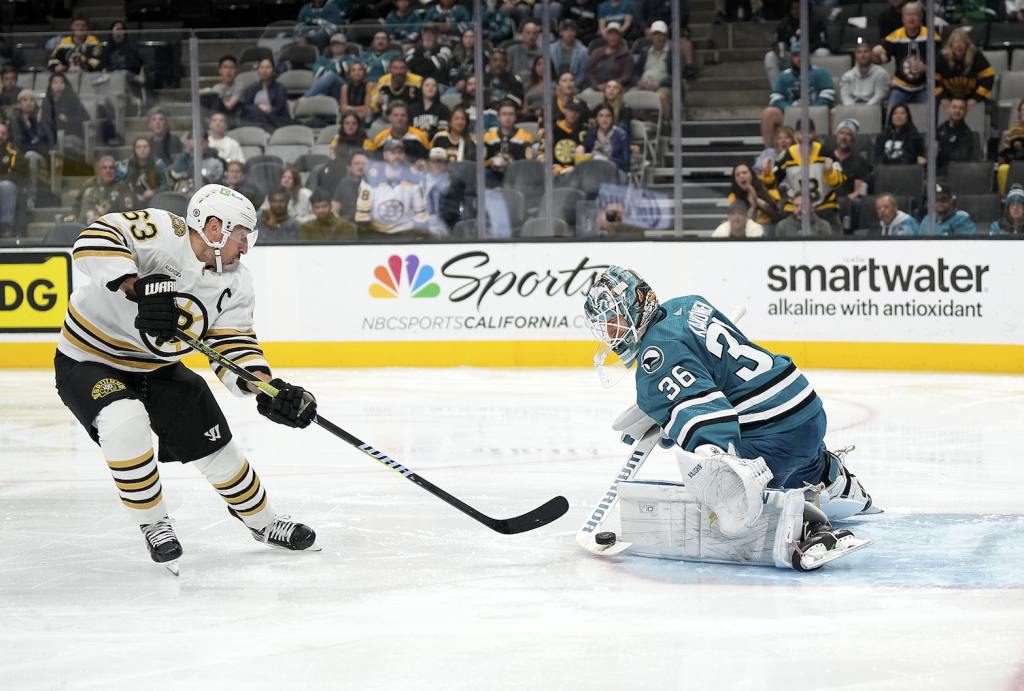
[1,367,1023,690]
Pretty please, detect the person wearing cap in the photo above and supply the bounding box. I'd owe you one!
[936,97,978,174]
[484,99,535,183]
[586,22,635,91]
[598,0,637,39]
[872,2,940,107]
[406,23,453,86]
[839,42,890,106]
[760,38,835,147]
[830,118,871,232]
[355,138,433,240]
[551,19,589,90]
[632,20,673,117]
[761,117,846,230]
[304,33,357,100]
[990,185,1024,235]
[774,194,833,238]
[507,20,544,86]
[364,100,431,162]
[712,200,765,238]
[293,0,344,51]
[370,55,423,117]
[538,98,589,175]
[919,184,977,236]
[385,0,424,45]
[873,193,919,236]
[638,0,698,79]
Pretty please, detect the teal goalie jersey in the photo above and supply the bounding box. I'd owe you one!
[634,296,823,452]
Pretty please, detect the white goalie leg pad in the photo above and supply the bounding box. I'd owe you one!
[618,481,806,568]
[676,445,773,537]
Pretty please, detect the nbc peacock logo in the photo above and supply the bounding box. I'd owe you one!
[369,254,441,298]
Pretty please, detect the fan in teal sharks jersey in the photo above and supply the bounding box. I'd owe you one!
[583,265,879,521]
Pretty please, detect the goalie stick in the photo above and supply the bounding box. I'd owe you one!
[178,330,569,535]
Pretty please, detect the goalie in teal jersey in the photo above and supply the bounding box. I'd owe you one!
[583,267,879,552]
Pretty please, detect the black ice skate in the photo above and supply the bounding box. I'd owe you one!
[140,518,183,576]
[792,521,872,572]
[228,507,319,551]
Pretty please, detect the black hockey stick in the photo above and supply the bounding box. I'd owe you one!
[177,330,569,534]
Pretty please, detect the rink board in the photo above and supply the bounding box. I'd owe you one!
[1,240,1022,372]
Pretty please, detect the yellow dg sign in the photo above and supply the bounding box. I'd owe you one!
[0,252,72,332]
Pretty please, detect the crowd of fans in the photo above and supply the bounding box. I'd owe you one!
[0,0,1022,242]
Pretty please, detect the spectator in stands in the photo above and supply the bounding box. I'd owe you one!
[204,56,242,120]
[631,21,673,117]
[0,65,18,119]
[507,20,544,85]
[997,99,1024,193]
[601,79,633,142]
[207,112,244,164]
[241,58,291,132]
[762,118,845,229]
[146,107,183,165]
[728,162,780,228]
[873,192,918,235]
[264,165,313,221]
[386,0,424,45]
[486,49,526,110]
[839,42,890,106]
[48,15,102,73]
[935,27,995,109]
[764,0,829,87]
[523,56,549,118]
[257,188,301,243]
[224,160,265,209]
[919,183,976,235]
[42,73,89,155]
[936,98,977,173]
[169,131,226,194]
[640,0,697,78]
[409,77,449,140]
[872,2,938,107]
[831,119,871,231]
[755,125,793,175]
[305,33,356,100]
[990,185,1024,235]
[423,147,452,232]
[355,140,431,239]
[541,98,587,175]
[9,89,54,158]
[294,0,344,50]
[300,188,358,241]
[775,194,834,237]
[340,60,372,124]
[579,104,630,174]
[760,40,835,147]
[68,156,130,224]
[712,200,765,238]
[331,112,368,168]
[406,23,452,86]
[431,105,476,162]
[878,0,907,39]
[0,121,20,238]
[360,32,401,83]
[116,136,168,206]
[598,0,637,38]
[365,100,431,162]
[100,20,144,79]
[586,23,635,90]
[425,0,473,39]
[563,0,601,45]
[461,76,498,131]
[331,150,368,220]
[371,56,422,119]
[484,100,534,182]
[483,1,515,45]
[551,19,589,91]
[874,103,925,165]
[449,29,483,91]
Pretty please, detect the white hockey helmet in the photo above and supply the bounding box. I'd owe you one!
[186,184,259,272]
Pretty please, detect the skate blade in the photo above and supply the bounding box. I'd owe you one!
[575,531,632,557]
[255,539,323,553]
[799,536,872,571]
[162,560,180,576]
[859,505,884,515]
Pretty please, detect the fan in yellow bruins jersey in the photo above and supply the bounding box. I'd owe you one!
[54,184,319,575]
[761,118,846,229]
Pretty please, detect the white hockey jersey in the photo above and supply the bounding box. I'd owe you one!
[57,208,270,396]
[354,164,429,234]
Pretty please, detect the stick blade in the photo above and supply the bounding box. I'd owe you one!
[488,496,570,534]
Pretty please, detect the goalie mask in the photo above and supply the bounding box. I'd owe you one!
[186,184,259,273]
[583,266,660,384]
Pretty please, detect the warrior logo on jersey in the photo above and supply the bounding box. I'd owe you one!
[91,378,126,400]
[139,291,209,356]
[640,346,665,374]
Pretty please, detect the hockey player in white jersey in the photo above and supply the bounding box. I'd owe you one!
[54,184,319,575]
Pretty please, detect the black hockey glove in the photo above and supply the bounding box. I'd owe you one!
[257,378,317,429]
[131,274,179,344]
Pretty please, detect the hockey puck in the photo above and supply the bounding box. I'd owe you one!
[595,531,617,546]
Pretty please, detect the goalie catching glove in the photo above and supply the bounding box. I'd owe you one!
[257,379,317,428]
[679,444,773,538]
[130,273,179,344]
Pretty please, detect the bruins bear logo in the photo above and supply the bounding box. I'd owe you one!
[91,378,126,400]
